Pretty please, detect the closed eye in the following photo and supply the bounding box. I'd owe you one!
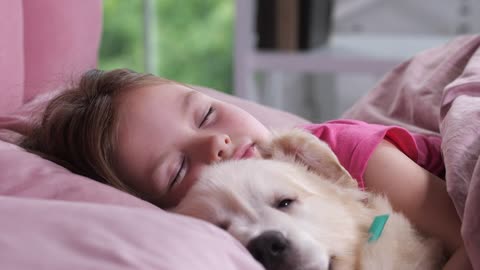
[169,106,213,191]
[199,106,214,127]
[169,155,187,190]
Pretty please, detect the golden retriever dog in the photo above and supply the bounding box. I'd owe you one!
[173,129,444,270]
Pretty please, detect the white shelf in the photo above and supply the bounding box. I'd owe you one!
[251,34,454,73]
[233,0,455,100]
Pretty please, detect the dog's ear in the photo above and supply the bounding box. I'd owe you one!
[259,129,358,189]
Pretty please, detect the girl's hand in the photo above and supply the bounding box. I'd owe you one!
[364,140,471,269]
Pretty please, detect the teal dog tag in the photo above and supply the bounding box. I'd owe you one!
[368,214,389,243]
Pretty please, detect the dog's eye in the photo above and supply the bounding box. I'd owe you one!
[276,198,295,209]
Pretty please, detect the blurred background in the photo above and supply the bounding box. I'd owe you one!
[100,0,479,122]
[100,0,234,92]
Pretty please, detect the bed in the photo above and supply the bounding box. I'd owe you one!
[1,2,478,269]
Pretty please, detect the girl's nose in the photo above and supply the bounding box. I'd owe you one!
[208,134,231,163]
[190,134,231,164]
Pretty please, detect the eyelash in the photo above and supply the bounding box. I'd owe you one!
[170,156,186,190]
[170,106,215,189]
[199,106,214,127]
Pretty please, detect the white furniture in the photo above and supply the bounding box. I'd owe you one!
[233,0,471,106]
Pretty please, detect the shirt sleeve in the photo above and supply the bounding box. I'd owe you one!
[302,120,419,189]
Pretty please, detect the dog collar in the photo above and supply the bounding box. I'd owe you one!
[368,214,390,243]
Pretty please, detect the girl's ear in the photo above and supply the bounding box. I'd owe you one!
[258,129,358,189]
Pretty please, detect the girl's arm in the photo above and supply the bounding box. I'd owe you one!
[364,140,472,270]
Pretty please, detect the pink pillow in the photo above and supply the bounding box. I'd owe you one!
[0,196,262,270]
[0,140,154,208]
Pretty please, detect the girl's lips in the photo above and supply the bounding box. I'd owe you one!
[241,144,256,159]
[233,143,256,160]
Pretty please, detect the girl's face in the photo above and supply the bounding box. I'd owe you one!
[114,83,271,207]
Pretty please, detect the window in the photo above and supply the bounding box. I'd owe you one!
[100,0,234,93]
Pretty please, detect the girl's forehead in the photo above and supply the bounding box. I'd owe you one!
[115,83,194,114]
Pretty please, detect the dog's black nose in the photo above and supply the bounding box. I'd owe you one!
[246,230,290,270]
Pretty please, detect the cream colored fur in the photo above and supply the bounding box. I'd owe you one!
[173,129,444,270]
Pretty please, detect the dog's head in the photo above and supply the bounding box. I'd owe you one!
[173,158,371,270]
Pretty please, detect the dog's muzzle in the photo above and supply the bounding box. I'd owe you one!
[246,230,295,270]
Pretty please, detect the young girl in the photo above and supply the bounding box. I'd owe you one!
[21,68,471,269]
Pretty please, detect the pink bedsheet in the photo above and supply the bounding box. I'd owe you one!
[343,34,480,269]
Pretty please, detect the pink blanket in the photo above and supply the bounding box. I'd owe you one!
[343,35,480,269]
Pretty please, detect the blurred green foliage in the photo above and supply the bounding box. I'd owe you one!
[99,0,233,93]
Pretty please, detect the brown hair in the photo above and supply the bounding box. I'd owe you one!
[20,68,169,196]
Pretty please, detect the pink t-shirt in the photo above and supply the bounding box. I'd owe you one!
[302,120,444,189]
